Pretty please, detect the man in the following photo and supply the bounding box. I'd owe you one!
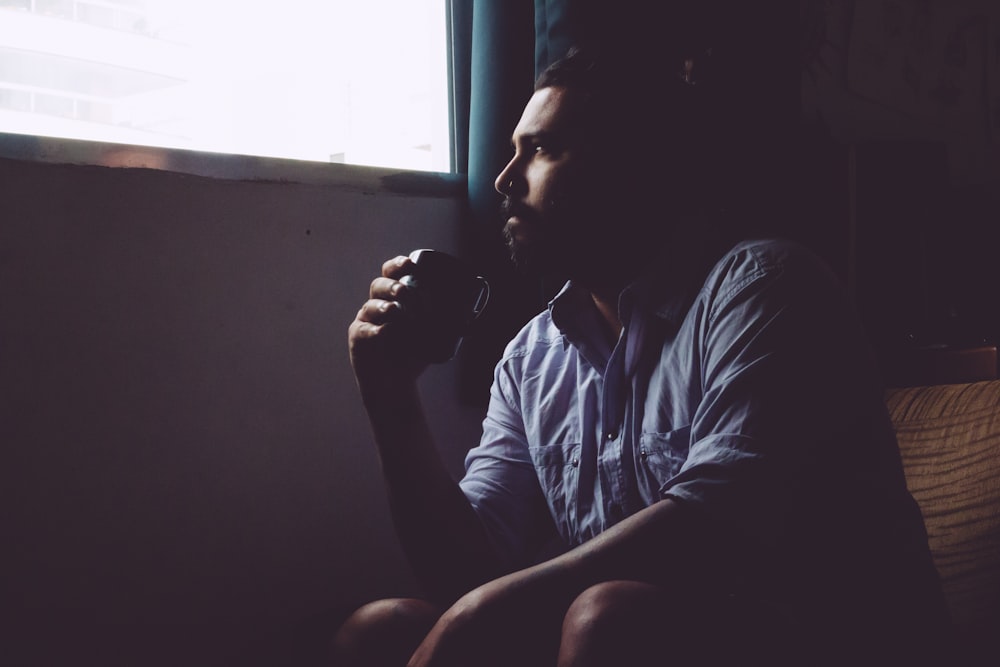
[336,48,951,666]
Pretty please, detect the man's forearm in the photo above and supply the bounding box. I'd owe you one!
[409,497,739,666]
[362,381,505,602]
[497,497,737,608]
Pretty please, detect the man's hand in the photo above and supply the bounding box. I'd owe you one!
[348,255,426,397]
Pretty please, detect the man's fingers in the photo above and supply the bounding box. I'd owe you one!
[348,317,379,341]
[369,275,410,301]
[357,298,403,326]
[382,255,414,279]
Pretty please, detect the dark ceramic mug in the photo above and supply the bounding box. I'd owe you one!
[398,249,490,363]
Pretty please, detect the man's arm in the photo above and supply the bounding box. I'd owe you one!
[348,256,505,603]
[481,494,731,613]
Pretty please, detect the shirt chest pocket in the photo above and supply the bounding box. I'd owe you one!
[528,442,581,543]
[637,426,691,501]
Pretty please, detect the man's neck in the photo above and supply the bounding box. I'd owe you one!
[590,289,623,344]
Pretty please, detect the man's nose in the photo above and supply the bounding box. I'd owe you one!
[495,161,517,195]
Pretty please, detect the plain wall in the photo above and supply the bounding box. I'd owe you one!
[0,156,488,666]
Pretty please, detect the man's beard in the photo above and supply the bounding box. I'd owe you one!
[500,196,648,291]
[500,197,560,277]
[501,218,535,273]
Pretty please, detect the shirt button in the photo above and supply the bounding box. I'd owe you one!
[571,457,579,467]
[606,431,617,441]
[640,448,649,462]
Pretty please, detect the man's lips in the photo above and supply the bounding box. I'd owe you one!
[501,197,527,220]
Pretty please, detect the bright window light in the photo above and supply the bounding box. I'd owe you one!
[0,0,451,172]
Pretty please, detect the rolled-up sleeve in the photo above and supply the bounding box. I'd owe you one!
[460,361,555,570]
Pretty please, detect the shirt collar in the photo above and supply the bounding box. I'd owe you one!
[548,228,733,334]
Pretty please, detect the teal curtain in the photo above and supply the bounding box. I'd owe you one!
[533,0,582,76]
[468,3,534,228]
[451,0,538,405]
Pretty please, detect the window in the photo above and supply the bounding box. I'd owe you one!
[0,0,451,173]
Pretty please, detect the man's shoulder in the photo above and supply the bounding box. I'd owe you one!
[500,308,565,364]
[713,237,825,275]
[702,237,839,296]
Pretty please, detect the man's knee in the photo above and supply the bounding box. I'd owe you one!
[560,581,794,667]
[563,580,658,632]
[560,581,664,666]
[330,597,439,667]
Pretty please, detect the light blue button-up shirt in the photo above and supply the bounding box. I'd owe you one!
[460,238,936,605]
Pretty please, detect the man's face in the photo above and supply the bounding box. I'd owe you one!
[495,86,599,284]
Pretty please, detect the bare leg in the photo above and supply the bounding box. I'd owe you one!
[557,580,799,667]
[330,598,440,667]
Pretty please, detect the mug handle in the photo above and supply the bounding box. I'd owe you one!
[471,277,490,318]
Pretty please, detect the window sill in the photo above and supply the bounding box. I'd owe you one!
[0,131,464,198]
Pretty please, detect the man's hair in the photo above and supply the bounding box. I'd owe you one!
[534,46,717,208]
[535,46,599,94]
